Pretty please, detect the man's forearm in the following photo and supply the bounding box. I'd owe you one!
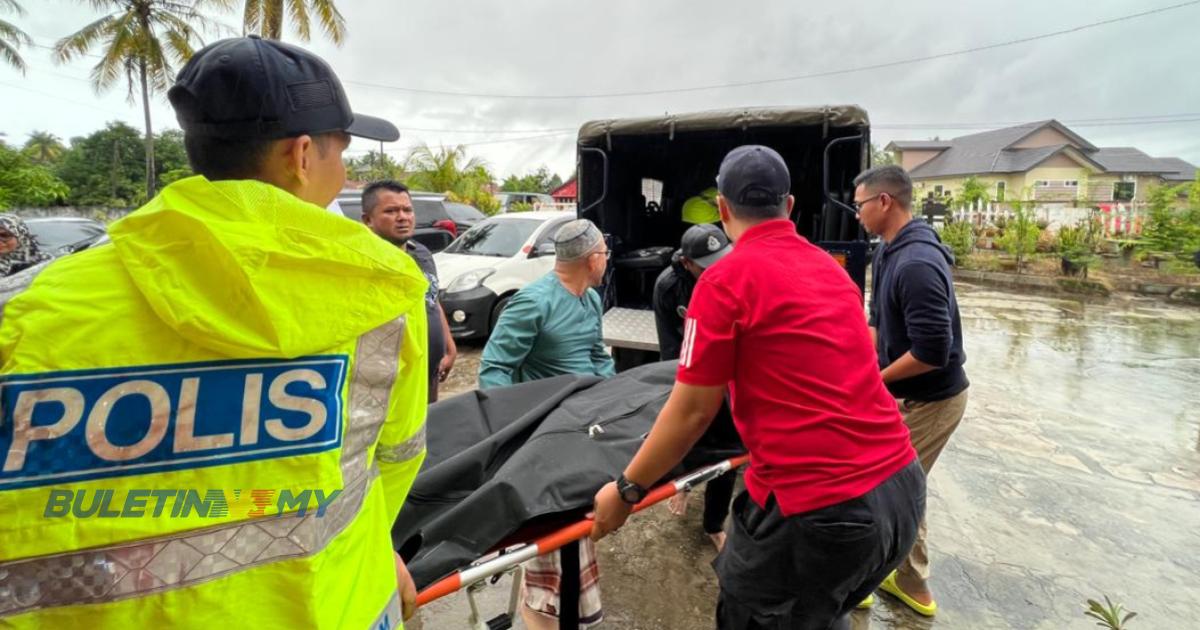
[881,350,938,384]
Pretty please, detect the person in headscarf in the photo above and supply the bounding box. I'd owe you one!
[0,214,52,277]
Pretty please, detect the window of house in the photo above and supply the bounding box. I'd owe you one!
[996,181,1006,201]
[1113,181,1136,202]
[1064,180,1079,187]
[934,185,943,196]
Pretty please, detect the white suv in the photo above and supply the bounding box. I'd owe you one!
[434,211,575,339]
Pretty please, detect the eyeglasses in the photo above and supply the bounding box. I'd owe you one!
[0,232,15,241]
[590,249,612,260]
[852,193,888,213]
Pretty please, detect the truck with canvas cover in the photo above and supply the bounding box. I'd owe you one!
[575,106,872,365]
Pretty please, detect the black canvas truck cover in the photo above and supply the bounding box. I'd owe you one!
[576,105,871,295]
[392,361,743,590]
[576,105,869,144]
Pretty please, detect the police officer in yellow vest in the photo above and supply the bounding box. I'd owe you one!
[0,37,428,629]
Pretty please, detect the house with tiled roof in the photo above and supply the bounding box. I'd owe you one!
[887,121,1197,206]
[550,178,577,203]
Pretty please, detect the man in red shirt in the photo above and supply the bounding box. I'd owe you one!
[591,145,926,629]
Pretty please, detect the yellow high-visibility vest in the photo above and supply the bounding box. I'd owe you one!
[0,176,429,629]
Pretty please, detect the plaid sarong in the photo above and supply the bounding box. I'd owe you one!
[522,538,603,628]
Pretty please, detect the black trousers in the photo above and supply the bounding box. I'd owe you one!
[696,399,741,535]
[703,469,737,534]
[713,460,926,630]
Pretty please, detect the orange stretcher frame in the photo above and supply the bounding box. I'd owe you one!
[415,454,750,609]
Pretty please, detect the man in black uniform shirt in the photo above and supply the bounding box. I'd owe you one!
[652,223,739,549]
[362,180,457,401]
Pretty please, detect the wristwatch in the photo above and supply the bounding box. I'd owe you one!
[615,474,648,505]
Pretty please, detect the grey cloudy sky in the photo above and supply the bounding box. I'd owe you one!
[3,0,1198,180]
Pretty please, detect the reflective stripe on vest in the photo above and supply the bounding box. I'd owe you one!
[0,316,423,617]
[377,424,425,464]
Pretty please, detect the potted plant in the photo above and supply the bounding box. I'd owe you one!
[936,220,974,264]
[1059,213,1103,277]
[997,192,1040,274]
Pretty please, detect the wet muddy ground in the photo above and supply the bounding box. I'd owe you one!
[413,284,1200,629]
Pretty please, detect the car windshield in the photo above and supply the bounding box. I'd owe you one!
[446,203,484,222]
[444,218,542,257]
[27,221,105,251]
[412,198,450,225]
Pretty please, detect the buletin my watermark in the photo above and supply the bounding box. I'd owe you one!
[43,488,342,519]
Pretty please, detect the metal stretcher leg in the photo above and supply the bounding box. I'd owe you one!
[465,563,524,630]
[559,540,581,630]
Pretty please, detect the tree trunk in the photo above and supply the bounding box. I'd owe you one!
[140,60,155,200]
[266,0,284,39]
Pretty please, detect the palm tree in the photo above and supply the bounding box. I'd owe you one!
[0,0,31,74]
[242,0,345,44]
[405,144,490,194]
[55,1,230,200]
[405,144,501,214]
[23,131,65,165]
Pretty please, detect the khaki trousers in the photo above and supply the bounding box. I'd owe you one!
[896,388,968,588]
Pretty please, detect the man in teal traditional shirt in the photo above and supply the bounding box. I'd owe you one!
[477,218,615,629]
[479,218,616,388]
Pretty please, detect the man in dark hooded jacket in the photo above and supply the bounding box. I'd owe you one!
[652,223,741,550]
[854,165,969,618]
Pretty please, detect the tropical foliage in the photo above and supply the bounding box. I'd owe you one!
[241,0,345,44]
[55,0,228,198]
[0,0,30,74]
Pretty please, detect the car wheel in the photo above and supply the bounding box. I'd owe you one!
[489,295,512,335]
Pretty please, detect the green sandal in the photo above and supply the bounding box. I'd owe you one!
[880,570,937,617]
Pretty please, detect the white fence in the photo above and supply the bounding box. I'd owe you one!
[952,201,1146,237]
[531,202,577,213]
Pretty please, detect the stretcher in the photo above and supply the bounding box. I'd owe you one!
[415,454,749,629]
[392,362,742,588]
[393,361,743,629]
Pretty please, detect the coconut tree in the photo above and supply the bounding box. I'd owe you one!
[0,0,31,74]
[55,0,231,199]
[241,0,345,44]
[23,131,65,165]
[405,144,501,214]
[405,144,491,194]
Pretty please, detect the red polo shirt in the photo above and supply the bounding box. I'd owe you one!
[678,219,915,515]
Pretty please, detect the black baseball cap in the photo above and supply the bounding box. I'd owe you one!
[168,36,399,142]
[680,224,732,268]
[716,145,791,206]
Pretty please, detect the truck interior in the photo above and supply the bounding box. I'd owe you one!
[577,107,871,312]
